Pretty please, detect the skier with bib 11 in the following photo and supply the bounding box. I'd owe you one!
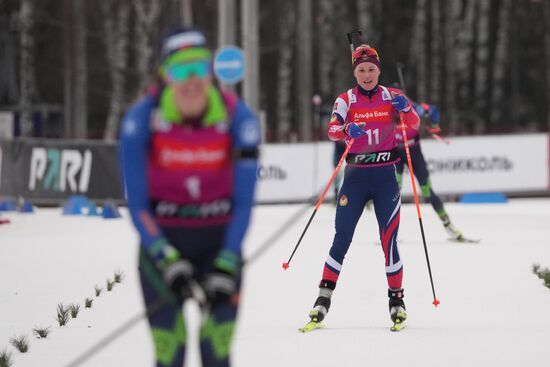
[301,44,419,332]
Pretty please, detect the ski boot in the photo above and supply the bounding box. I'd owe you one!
[441,215,464,241]
[389,288,407,332]
[444,222,464,241]
[299,280,335,333]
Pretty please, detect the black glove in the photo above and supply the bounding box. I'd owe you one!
[161,258,195,300]
[203,269,238,307]
[202,249,241,307]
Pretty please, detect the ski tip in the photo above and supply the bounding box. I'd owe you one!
[432,298,440,307]
[282,262,290,270]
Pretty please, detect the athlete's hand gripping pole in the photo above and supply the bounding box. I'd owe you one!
[394,91,440,307]
[282,138,355,270]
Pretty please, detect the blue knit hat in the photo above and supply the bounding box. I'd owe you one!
[159,28,212,75]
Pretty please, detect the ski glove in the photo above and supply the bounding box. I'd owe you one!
[391,95,410,112]
[202,249,241,308]
[344,122,367,138]
[427,125,441,134]
[161,258,195,300]
[152,242,195,300]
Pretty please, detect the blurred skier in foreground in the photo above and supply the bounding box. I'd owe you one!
[119,28,260,366]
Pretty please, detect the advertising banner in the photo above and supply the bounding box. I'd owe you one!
[0,139,124,203]
[255,134,550,202]
[400,133,549,195]
[1,134,548,205]
[256,142,334,202]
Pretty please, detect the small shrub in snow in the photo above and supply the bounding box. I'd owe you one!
[94,285,103,297]
[0,348,13,367]
[532,263,550,289]
[57,303,70,326]
[9,335,29,353]
[114,270,125,283]
[84,297,93,308]
[32,326,51,339]
[95,286,103,297]
[106,279,115,291]
[69,303,81,318]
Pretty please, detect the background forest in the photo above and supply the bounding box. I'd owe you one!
[1,0,549,142]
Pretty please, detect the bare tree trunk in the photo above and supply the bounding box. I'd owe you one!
[132,0,161,94]
[474,0,490,133]
[490,0,512,128]
[73,0,87,139]
[444,2,460,134]
[542,0,550,131]
[218,0,236,48]
[276,0,295,142]
[333,2,352,93]
[0,12,18,104]
[410,0,428,101]
[18,0,34,137]
[181,0,193,27]
[297,0,312,141]
[101,1,130,141]
[356,0,380,46]
[455,0,476,112]
[63,0,73,138]
[429,0,442,106]
[318,0,335,100]
[242,0,260,114]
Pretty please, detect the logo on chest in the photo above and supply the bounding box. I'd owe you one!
[353,110,390,120]
[152,134,231,170]
[350,104,393,123]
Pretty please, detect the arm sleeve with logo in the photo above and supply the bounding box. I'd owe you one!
[327,93,349,141]
[119,96,169,255]
[221,101,260,259]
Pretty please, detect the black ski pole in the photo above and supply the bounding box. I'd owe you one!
[346,30,362,57]
[282,138,354,270]
[244,196,317,267]
[395,61,408,94]
[393,90,440,307]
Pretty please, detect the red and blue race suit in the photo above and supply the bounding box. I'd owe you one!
[323,84,419,290]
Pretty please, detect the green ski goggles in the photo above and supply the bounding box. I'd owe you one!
[165,61,211,82]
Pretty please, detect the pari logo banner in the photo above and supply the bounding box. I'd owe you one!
[28,147,92,193]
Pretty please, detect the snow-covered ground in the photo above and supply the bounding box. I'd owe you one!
[1,198,549,367]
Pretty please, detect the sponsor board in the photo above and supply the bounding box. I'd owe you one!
[255,134,549,202]
[401,134,548,194]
